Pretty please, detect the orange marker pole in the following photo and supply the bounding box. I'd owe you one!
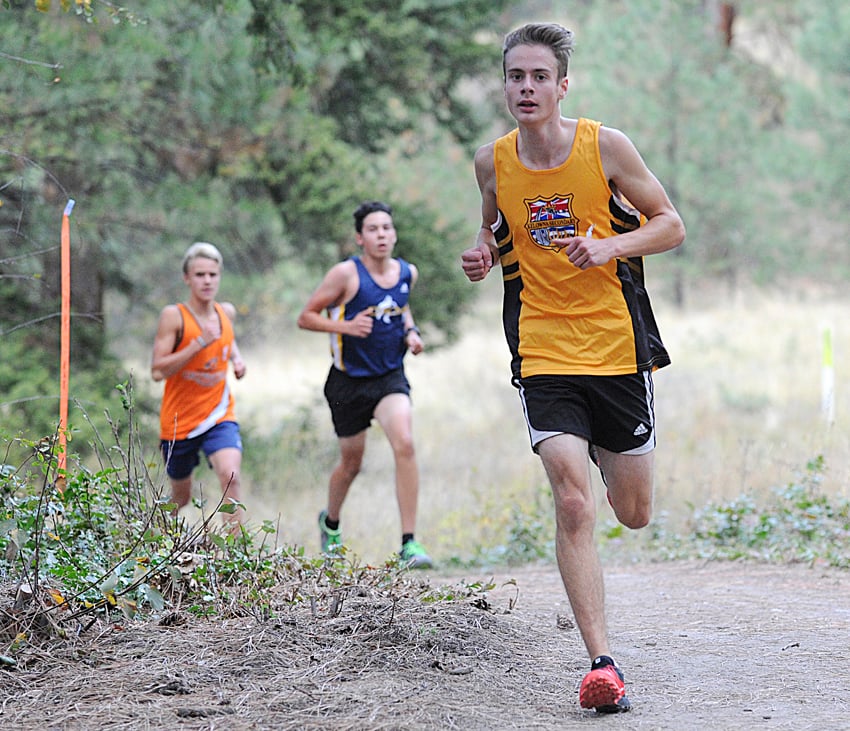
[57,199,75,486]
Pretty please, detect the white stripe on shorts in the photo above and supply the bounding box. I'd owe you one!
[518,370,656,454]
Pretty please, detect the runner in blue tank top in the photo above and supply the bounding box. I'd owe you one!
[330,256,413,377]
[298,201,433,569]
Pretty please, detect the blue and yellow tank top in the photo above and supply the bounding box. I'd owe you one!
[327,257,412,377]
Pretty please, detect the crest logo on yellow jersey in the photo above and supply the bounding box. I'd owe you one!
[525,194,578,250]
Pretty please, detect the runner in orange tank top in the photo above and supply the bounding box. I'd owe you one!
[151,242,247,533]
[461,23,685,715]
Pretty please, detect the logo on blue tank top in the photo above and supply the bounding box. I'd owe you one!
[373,294,405,323]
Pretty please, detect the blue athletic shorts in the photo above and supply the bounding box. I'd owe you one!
[515,372,655,454]
[160,420,242,479]
[323,366,411,437]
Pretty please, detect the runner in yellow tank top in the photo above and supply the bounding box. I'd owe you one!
[461,23,685,715]
[151,242,247,533]
[493,119,671,377]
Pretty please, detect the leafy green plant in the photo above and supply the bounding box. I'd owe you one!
[650,456,850,567]
[0,380,478,661]
[444,484,556,569]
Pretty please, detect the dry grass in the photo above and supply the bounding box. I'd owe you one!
[654,287,850,507]
[1,578,512,730]
[0,564,581,731]
[5,562,850,730]
[164,282,850,565]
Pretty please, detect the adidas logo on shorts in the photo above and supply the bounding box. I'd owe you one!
[633,423,648,436]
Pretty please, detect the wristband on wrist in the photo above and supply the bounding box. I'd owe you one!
[405,326,420,337]
[195,336,208,348]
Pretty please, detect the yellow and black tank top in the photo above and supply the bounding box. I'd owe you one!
[493,118,670,378]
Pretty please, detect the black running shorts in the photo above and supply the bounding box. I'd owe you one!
[324,365,411,437]
[514,371,655,454]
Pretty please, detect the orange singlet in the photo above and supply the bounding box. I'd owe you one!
[159,302,236,441]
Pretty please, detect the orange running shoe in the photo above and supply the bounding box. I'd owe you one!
[579,656,631,713]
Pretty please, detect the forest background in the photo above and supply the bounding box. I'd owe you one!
[2,0,850,563]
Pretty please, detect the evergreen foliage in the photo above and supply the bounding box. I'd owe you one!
[1,0,849,450]
[1,0,509,442]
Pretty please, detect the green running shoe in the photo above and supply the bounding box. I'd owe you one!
[318,510,343,554]
[399,539,433,569]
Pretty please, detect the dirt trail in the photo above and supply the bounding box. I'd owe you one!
[2,560,848,730]
[477,560,850,730]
